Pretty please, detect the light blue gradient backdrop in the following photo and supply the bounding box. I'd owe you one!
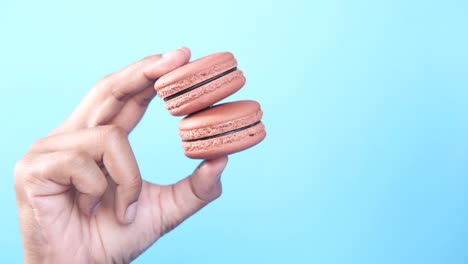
[1,0,467,263]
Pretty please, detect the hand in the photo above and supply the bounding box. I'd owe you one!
[14,47,228,264]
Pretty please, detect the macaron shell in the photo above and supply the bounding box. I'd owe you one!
[179,100,262,132]
[182,122,266,159]
[166,70,245,116]
[179,101,262,141]
[155,52,237,99]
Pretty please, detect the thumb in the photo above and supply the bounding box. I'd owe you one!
[159,156,228,235]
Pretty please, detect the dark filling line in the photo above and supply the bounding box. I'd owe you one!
[183,121,261,142]
[164,67,238,101]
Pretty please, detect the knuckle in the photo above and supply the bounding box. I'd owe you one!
[105,125,128,142]
[14,158,29,178]
[14,156,43,190]
[91,175,108,195]
[28,138,46,152]
[125,174,142,191]
[96,74,115,89]
[111,88,127,102]
[116,172,142,198]
[63,150,89,166]
[13,158,30,188]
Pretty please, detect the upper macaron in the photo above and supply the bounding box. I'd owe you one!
[154,52,246,116]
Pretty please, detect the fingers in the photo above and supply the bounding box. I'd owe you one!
[52,47,191,135]
[157,156,228,234]
[30,125,142,224]
[143,47,191,80]
[15,151,108,216]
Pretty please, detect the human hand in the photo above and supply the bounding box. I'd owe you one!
[14,47,228,263]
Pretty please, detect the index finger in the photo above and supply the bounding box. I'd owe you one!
[52,47,191,135]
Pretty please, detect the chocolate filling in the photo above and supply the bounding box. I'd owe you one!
[183,121,262,142]
[164,67,238,101]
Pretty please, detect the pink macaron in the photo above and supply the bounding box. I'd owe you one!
[154,52,246,116]
[179,100,266,159]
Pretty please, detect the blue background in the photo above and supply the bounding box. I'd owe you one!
[1,0,467,263]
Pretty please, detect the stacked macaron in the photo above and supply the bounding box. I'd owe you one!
[154,52,266,159]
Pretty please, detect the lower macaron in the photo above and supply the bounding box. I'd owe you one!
[178,100,266,159]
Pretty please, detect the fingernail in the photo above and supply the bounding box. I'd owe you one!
[178,47,190,57]
[161,48,179,59]
[90,202,101,215]
[125,201,138,224]
[162,47,189,60]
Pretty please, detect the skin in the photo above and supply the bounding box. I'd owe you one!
[14,47,228,263]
